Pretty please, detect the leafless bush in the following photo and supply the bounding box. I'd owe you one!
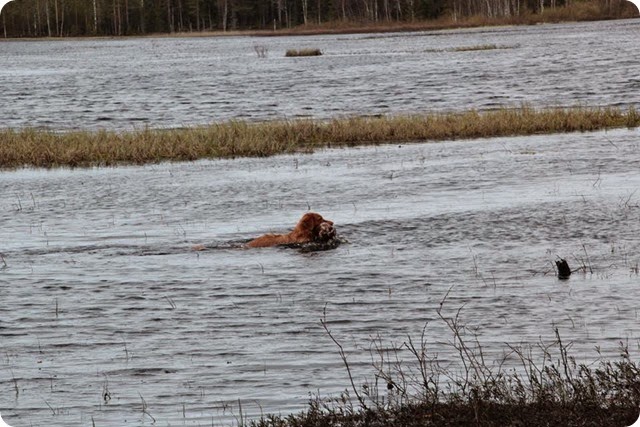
[252,291,640,426]
[254,45,268,58]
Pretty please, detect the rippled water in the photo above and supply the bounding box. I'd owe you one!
[2,127,640,426]
[1,19,640,130]
[2,18,640,427]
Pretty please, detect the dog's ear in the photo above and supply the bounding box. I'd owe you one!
[304,213,318,231]
[296,213,312,232]
[311,214,325,230]
[298,213,322,233]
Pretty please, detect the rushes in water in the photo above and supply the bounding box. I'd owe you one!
[285,48,322,57]
[139,393,156,423]
[452,43,499,51]
[1,106,639,169]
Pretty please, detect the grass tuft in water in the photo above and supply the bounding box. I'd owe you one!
[1,106,639,169]
[452,43,500,51]
[285,48,323,57]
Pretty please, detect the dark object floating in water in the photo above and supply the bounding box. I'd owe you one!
[282,236,346,252]
[556,258,571,280]
[281,222,345,252]
[190,234,345,253]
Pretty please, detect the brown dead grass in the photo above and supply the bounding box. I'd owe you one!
[252,1,638,37]
[285,48,323,57]
[250,302,640,427]
[1,106,638,169]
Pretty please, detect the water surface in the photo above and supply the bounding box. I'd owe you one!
[2,17,640,426]
[1,19,640,130]
[1,128,640,425]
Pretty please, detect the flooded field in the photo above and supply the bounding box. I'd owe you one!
[2,127,640,425]
[1,19,640,130]
[2,16,640,427]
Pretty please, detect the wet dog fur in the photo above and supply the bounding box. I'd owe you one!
[246,212,334,248]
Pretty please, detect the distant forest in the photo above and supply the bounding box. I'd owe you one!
[0,0,634,37]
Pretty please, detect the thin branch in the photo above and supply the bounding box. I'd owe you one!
[321,305,368,410]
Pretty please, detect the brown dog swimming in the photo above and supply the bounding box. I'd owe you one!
[246,212,335,248]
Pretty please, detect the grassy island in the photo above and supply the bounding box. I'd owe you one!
[1,106,638,169]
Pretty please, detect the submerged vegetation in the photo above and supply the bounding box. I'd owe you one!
[452,43,500,51]
[247,300,640,426]
[1,106,639,169]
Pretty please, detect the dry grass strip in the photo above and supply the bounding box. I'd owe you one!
[1,106,638,169]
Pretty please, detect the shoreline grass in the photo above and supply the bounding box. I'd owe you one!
[1,0,637,44]
[1,106,639,169]
[248,300,640,426]
[254,3,637,38]
[1,1,635,41]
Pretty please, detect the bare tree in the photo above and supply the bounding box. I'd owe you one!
[92,0,98,33]
[218,0,227,31]
[302,0,308,24]
[59,0,64,35]
[45,0,52,36]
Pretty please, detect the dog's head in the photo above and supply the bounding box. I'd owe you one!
[294,212,335,241]
[317,221,337,241]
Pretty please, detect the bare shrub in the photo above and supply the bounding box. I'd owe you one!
[254,45,268,58]
[251,292,640,426]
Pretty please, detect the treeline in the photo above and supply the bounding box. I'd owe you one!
[0,0,634,37]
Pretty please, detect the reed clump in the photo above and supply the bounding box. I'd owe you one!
[1,106,639,169]
[285,48,323,57]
